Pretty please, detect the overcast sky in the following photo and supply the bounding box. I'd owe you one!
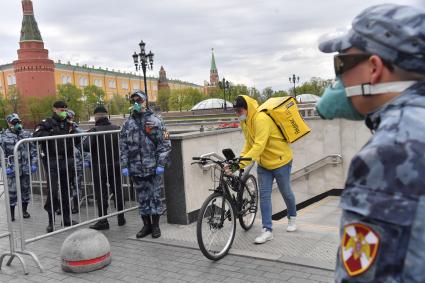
[0,0,423,92]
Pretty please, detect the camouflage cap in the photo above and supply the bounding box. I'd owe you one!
[319,4,425,74]
[67,109,75,118]
[6,113,20,123]
[130,90,147,101]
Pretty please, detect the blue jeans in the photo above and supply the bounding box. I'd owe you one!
[257,161,296,231]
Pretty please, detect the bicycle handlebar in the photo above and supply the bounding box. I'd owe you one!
[191,156,252,166]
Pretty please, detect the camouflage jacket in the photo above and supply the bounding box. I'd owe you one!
[119,110,171,177]
[74,146,90,172]
[0,128,37,175]
[336,80,425,282]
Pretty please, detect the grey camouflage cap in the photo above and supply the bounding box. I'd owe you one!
[319,4,425,74]
[6,113,20,123]
[130,90,147,101]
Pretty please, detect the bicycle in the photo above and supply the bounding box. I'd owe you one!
[192,148,258,260]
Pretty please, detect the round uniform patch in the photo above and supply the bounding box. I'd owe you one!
[341,223,380,277]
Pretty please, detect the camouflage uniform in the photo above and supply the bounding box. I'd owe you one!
[0,128,37,206]
[72,146,90,199]
[119,109,171,216]
[318,4,425,282]
[69,121,86,201]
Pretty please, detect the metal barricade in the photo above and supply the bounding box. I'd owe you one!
[7,130,140,273]
[0,147,33,274]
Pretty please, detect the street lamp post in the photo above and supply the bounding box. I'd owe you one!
[132,40,154,107]
[219,78,230,111]
[289,74,300,98]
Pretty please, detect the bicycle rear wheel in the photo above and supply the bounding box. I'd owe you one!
[197,192,236,260]
[238,175,258,231]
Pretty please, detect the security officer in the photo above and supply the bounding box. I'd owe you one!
[120,90,171,238]
[33,100,79,232]
[86,105,126,230]
[0,113,37,221]
[66,109,83,133]
[316,4,425,282]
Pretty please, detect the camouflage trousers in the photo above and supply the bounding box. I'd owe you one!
[7,174,30,206]
[71,171,84,198]
[133,175,163,216]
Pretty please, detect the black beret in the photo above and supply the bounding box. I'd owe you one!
[53,100,68,108]
[94,105,108,114]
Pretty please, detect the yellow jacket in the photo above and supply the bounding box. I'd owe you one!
[239,95,292,170]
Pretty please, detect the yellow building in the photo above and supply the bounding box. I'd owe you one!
[0,60,204,103]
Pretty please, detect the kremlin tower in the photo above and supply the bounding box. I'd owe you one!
[13,0,56,99]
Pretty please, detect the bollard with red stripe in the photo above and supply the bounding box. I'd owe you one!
[61,228,111,273]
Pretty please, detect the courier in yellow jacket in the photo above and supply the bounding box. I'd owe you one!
[233,95,297,244]
[238,95,292,169]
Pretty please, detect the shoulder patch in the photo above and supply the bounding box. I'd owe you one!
[163,130,170,140]
[341,223,380,277]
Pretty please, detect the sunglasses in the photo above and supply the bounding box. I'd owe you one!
[131,99,143,104]
[10,120,21,125]
[334,53,371,76]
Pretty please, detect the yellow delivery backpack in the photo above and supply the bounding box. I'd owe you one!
[257,96,311,143]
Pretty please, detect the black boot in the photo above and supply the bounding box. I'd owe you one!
[90,219,110,230]
[22,203,30,219]
[10,206,15,222]
[63,213,78,227]
[136,215,152,238]
[151,214,161,238]
[117,213,126,226]
[46,213,54,233]
[71,197,79,214]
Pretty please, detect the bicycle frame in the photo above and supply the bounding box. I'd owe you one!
[193,153,257,261]
[212,163,255,221]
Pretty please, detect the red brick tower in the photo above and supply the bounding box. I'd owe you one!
[158,66,170,91]
[13,0,56,99]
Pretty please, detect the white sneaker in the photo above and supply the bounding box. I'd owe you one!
[254,228,273,244]
[287,217,297,232]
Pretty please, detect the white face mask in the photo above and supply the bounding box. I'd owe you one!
[344,81,417,97]
[238,114,247,121]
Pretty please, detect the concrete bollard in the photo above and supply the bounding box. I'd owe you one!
[61,228,111,273]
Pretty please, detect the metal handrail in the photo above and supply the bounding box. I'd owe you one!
[196,153,342,180]
[291,154,343,181]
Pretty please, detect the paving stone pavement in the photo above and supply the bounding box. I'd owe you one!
[0,193,336,282]
[131,197,341,270]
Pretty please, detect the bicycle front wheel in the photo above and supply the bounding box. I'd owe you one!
[238,174,258,231]
[197,192,236,261]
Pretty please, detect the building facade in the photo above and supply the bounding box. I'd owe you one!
[0,62,204,103]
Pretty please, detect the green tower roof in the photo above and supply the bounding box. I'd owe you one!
[20,1,42,42]
[210,49,217,71]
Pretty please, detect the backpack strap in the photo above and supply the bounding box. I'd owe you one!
[261,110,288,143]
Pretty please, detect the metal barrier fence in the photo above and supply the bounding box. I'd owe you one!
[0,130,149,274]
[0,147,33,274]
